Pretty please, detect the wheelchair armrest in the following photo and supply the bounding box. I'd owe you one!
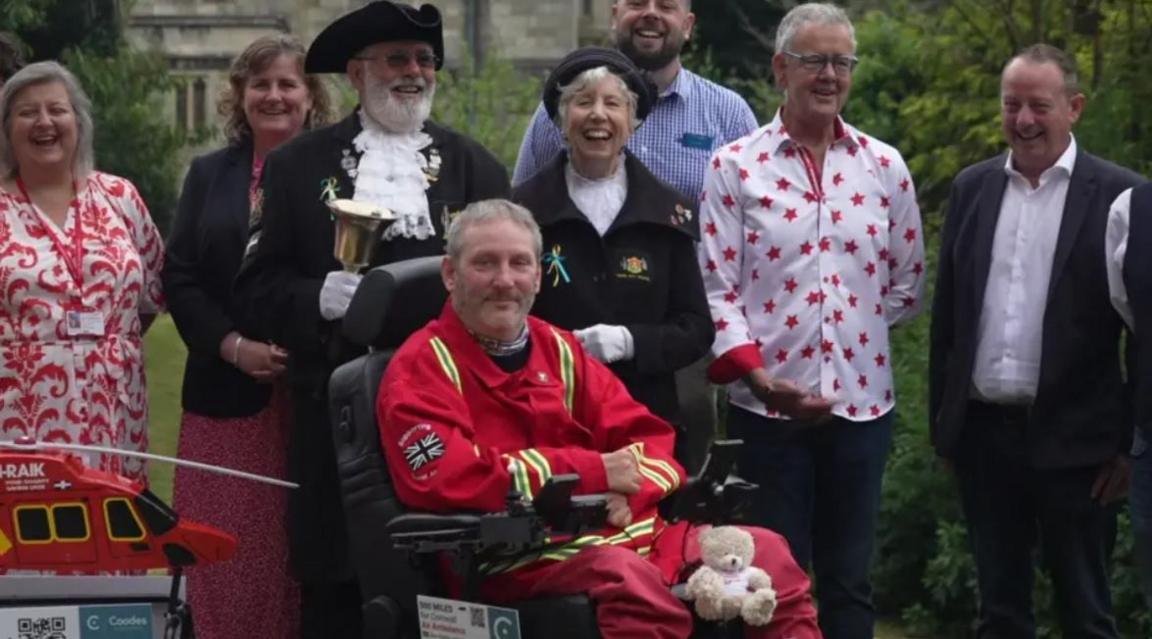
[387,510,549,555]
[387,513,484,554]
[387,513,484,535]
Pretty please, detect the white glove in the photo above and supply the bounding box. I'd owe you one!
[573,324,634,363]
[319,271,363,321]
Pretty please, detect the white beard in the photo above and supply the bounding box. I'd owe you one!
[362,75,436,134]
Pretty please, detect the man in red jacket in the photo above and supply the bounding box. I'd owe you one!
[376,199,822,638]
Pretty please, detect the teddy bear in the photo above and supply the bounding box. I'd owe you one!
[685,526,778,626]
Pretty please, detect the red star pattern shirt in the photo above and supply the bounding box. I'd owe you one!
[699,111,925,421]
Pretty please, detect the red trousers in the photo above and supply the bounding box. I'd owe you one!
[479,523,822,639]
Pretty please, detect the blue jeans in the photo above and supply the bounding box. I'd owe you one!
[1132,429,1152,609]
[727,405,893,639]
[955,401,1119,639]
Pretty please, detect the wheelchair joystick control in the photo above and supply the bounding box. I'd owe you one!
[660,439,760,525]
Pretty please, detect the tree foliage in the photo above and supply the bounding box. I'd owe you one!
[431,51,542,170]
[65,47,190,234]
[686,0,784,80]
[1,0,191,234]
[0,0,48,33]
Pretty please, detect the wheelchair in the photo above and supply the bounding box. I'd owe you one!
[329,256,759,639]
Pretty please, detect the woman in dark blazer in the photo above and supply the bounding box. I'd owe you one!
[161,34,331,639]
[514,48,713,446]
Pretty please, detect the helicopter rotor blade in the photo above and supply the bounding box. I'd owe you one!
[0,440,298,489]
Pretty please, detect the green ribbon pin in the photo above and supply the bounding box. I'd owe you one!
[319,177,340,203]
[544,244,571,287]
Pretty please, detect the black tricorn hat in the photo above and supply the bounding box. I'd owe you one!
[542,47,656,123]
[305,1,444,73]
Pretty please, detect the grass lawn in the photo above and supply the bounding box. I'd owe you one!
[144,314,186,502]
[876,621,908,638]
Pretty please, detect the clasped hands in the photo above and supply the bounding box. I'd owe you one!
[600,447,643,528]
[219,330,289,382]
[744,368,835,421]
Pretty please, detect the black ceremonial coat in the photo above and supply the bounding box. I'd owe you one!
[233,110,509,581]
[514,150,714,427]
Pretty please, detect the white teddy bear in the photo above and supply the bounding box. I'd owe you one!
[685,526,778,626]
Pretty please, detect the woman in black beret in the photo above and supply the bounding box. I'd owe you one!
[514,47,713,457]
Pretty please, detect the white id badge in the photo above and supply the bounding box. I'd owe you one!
[66,309,105,336]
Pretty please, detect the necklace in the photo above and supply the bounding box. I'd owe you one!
[471,323,530,357]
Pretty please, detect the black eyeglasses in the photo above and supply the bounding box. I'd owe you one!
[356,50,440,70]
[782,51,859,75]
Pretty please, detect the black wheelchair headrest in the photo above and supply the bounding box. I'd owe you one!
[343,256,447,349]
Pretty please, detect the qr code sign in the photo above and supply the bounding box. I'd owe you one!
[17,616,66,639]
[469,605,485,629]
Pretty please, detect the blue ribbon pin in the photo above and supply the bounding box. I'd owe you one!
[543,244,571,287]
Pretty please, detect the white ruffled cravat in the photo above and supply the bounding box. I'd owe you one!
[352,111,435,241]
[566,156,628,237]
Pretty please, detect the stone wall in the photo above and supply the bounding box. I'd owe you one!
[126,0,617,137]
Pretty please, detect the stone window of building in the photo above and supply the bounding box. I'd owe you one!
[193,77,207,129]
[175,83,188,132]
[173,76,210,131]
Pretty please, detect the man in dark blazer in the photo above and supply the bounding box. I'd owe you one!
[232,3,509,637]
[930,44,1141,638]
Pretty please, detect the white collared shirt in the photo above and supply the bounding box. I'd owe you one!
[1104,187,1149,457]
[971,136,1078,403]
[565,157,628,237]
[1105,187,1135,330]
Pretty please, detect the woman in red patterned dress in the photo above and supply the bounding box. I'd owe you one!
[162,35,331,639]
[0,62,164,484]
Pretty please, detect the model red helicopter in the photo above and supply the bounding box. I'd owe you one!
[0,438,297,638]
[0,437,296,571]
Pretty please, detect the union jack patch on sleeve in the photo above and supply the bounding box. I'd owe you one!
[404,432,445,471]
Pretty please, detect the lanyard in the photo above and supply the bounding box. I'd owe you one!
[16,176,87,293]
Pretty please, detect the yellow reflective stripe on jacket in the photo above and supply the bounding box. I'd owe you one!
[539,517,657,561]
[627,443,681,493]
[480,517,658,573]
[628,445,672,492]
[551,329,575,414]
[518,448,553,486]
[431,332,572,410]
[428,337,462,393]
[503,455,533,499]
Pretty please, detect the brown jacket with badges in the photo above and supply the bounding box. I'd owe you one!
[233,110,509,581]
[514,150,714,426]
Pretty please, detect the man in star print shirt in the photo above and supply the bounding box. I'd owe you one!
[696,4,925,638]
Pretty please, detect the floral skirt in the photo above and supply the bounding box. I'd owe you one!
[172,388,299,639]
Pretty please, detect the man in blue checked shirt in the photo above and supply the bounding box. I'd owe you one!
[513,0,756,202]
[513,0,756,476]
